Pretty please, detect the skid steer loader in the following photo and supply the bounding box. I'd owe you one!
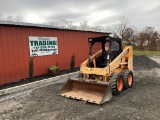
[60,36,133,104]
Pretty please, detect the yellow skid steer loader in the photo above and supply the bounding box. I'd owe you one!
[60,36,133,104]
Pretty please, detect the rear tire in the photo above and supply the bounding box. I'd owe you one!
[122,69,133,90]
[109,73,124,95]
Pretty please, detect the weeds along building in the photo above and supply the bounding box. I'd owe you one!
[0,21,109,85]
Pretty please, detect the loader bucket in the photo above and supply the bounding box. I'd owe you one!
[59,78,112,104]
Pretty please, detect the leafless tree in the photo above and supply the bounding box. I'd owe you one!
[80,19,90,31]
[67,21,73,29]
[48,19,105,32]
[104,26,113,33]
[48,20,73,29]
[135,26,159,50]
[14,15,23,22]
[6,15,14,21]
[146,27,159,50]
[157,34,160,50]
[59,20,68,28]
[90,26,104,32]
[123,27,134,44]
[48,21,57,27]
[113,16,129,39]
[70,25,80,30]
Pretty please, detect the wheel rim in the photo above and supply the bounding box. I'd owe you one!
[128,74,133,86]
[117,78,123,91]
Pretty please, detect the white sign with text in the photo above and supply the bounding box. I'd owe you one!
[29,36,58,56]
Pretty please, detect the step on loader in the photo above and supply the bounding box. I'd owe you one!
[60,36,133,104]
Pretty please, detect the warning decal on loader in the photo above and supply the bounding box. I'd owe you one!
[121,49,129,58]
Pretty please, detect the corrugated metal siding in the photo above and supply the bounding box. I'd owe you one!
[0,25,109,85]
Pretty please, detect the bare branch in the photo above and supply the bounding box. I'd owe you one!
[113,16,129,39]
[80,19,89,31]
[14,15,23,22]
[6,15,14,21]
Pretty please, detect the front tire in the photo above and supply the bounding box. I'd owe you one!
[78,72,83,78]
[122,69,133,90]
[109,73,124,95]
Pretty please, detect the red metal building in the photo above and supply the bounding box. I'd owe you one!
[0,21,109,85]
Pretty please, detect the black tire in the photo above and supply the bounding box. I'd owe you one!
[109,73,124,95]
[122,69,133,90]
[78,72,83,78]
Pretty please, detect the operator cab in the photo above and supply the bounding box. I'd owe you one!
[88,36,122,68]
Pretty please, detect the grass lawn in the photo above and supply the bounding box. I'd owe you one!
[133,50,160,56]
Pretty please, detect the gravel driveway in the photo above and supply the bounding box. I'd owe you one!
[0,56,160,120]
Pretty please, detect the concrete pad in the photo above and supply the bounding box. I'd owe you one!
[149,56,160,64]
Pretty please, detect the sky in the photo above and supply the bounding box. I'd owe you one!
[0,0,160,31]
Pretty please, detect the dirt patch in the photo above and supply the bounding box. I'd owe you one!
[0,56,160,120]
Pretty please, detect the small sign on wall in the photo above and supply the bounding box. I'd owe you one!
[29,36,58,56]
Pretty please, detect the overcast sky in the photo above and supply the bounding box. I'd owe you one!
[0,0,160,31]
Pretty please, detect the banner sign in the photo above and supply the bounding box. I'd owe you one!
[29,36,58,56]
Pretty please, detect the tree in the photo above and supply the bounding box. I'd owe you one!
[70,25,79,30]
[157,34,160,50]
[48,21,58,27]
[14,15,23,22]
[148,29,159,50]
[136,32,147,50]
[80,19,90,31]
[123,27,134,45]
[59,20,68,28]
[113,16,129,40]
[104,26,113,33]
[6,15,14,21]
[135,26,159,50]
[48,19,105,32]
[67,21,73,29]
[90,26,104,32]
[48,20,74,29]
